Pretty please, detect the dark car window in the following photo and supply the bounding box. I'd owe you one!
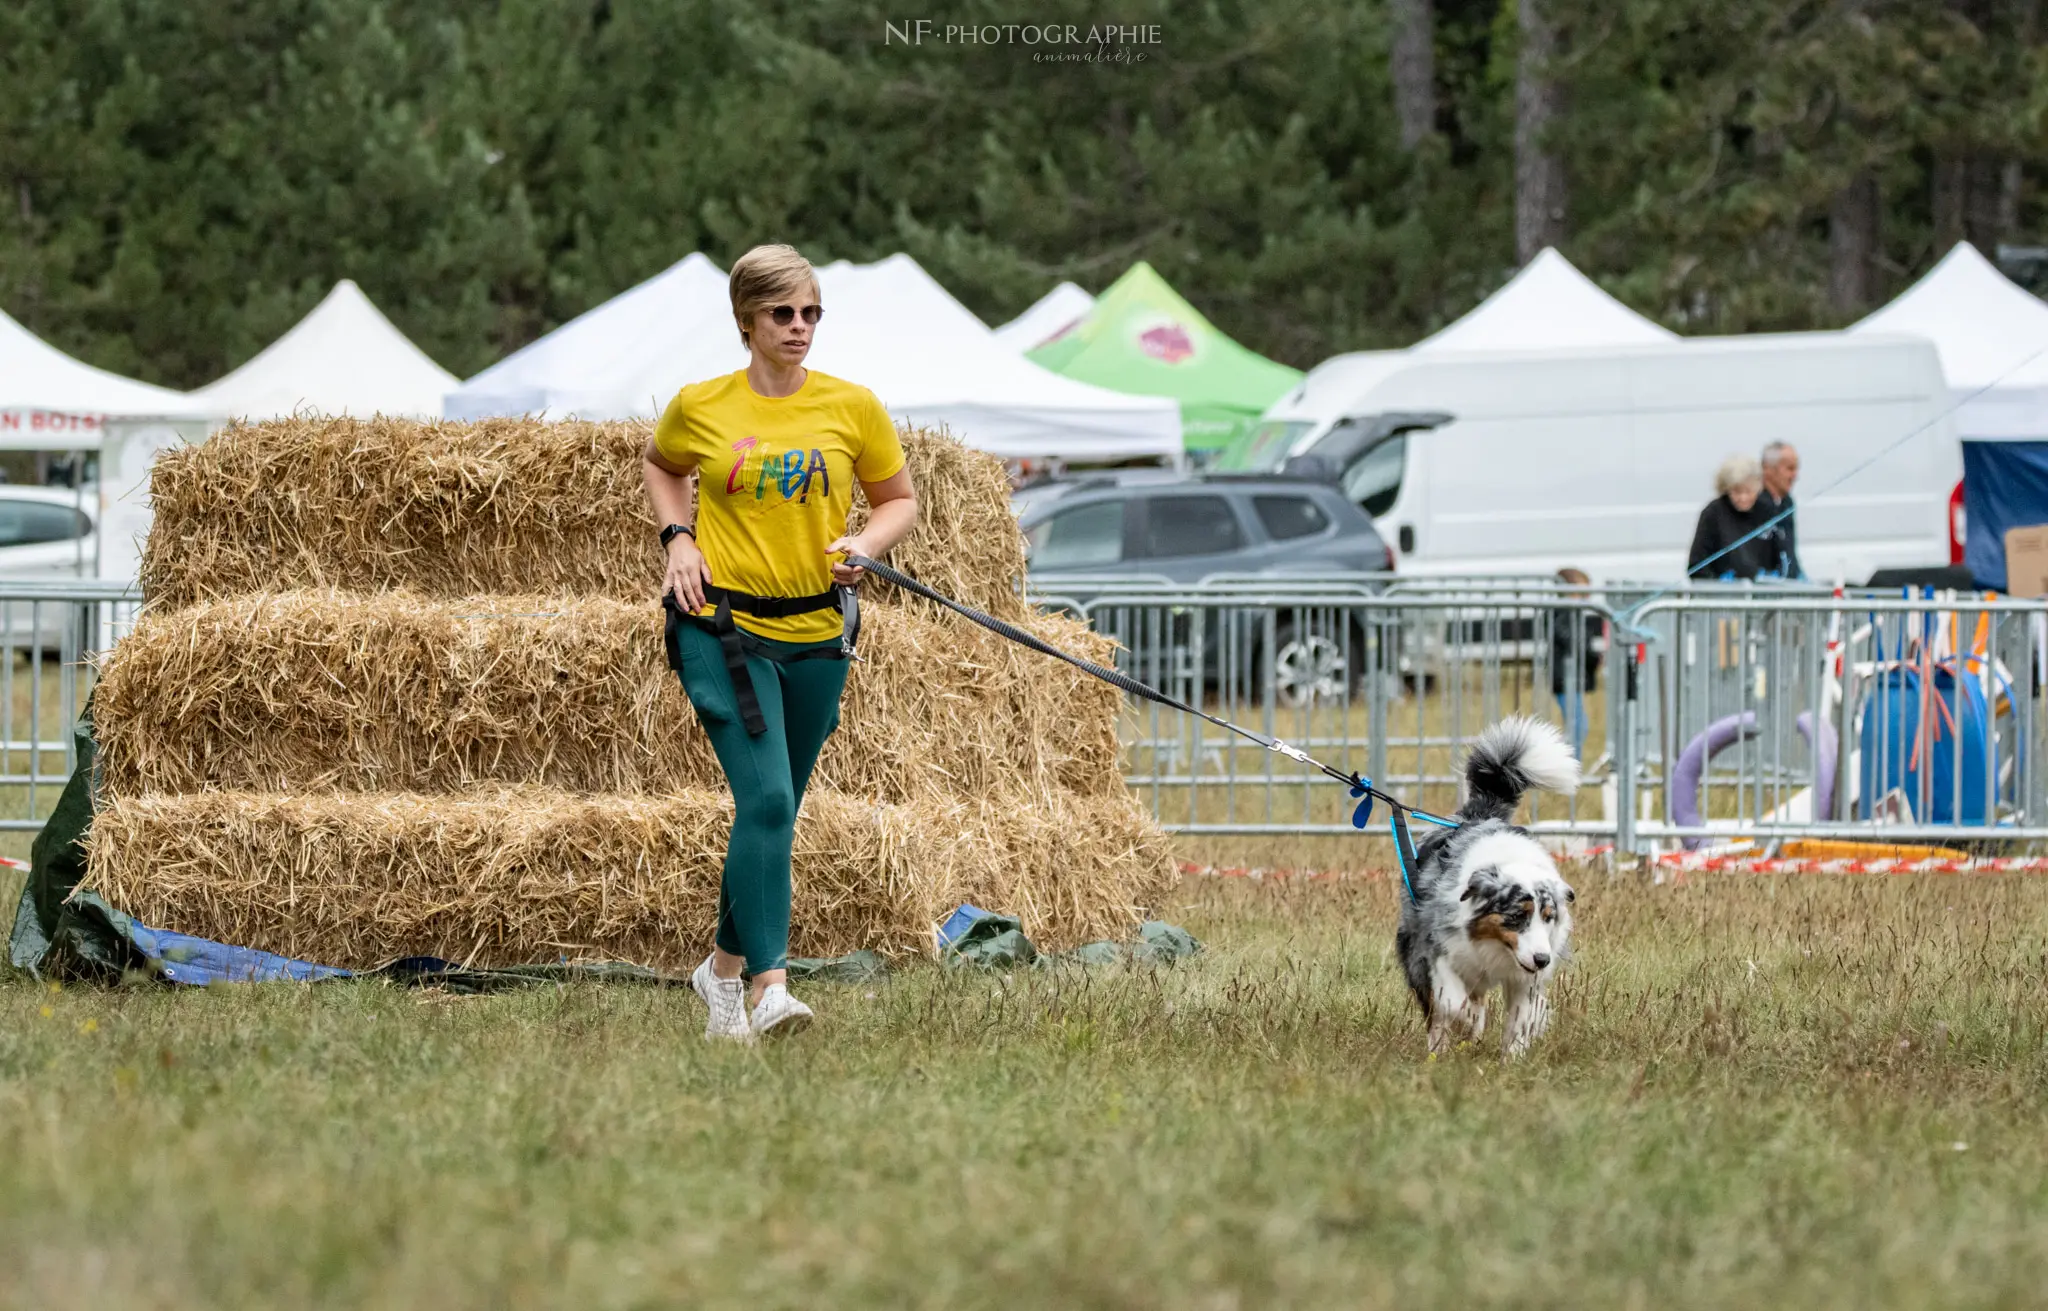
[1252,495,1330,542]
[0,501,89,548]
[1341,434,1407,518]
[1136,495,1243,559]
[1026,500,1124,568]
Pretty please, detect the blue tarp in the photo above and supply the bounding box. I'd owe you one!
[124,921,352,985]
[1963,440,2048,590]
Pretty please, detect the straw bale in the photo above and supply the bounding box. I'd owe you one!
[92,590,1122,801]
[82,785,1174,970]
[141,417,1028,618]
[936,789,1177,954]
[846,424,1029,620]
[114,410,1170,971]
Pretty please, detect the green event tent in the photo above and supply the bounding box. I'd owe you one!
[1027,262,1302,456]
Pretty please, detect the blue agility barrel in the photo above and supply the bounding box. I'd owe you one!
[1857,661,1999,825]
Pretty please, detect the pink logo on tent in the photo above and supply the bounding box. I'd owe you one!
[1138,322,1195,363]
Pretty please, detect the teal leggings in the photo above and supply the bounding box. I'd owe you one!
[670,619,849,974]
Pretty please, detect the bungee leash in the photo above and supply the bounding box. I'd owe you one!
[844,554,1456,901]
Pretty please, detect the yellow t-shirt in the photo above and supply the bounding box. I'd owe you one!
[654,369,907,642]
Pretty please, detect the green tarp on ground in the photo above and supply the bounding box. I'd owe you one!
[1027,261,1302,455]
[7,695,142,979]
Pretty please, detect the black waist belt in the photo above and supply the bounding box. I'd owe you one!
[663,583,860,736]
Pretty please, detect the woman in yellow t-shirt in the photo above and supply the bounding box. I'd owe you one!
[641,244,919,1042]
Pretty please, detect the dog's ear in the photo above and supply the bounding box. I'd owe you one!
[1562,883,1576,904]
[1459,866,1500,902]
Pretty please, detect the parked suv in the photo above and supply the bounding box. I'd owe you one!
[1017,471,1392,580]
[1015,472,1393,704]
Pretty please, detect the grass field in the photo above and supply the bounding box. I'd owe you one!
[4,868,2045,1309]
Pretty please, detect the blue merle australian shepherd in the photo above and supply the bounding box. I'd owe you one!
[1398,717,1580,1058]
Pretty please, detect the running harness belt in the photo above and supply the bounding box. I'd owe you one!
[663,582,861,736]
[840,554,1456,901]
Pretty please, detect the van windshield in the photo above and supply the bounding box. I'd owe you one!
[1214,419,1310,472]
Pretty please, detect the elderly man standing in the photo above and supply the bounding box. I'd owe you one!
[1757,442,1803,579]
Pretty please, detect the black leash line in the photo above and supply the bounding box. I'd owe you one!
[845,554,1455,899]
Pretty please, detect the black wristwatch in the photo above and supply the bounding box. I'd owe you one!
[660,523,696,550]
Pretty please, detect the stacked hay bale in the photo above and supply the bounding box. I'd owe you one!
[83,418,1172,970]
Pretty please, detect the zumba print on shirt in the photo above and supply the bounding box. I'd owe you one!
[653,368,906,642]
[724,437,832,505]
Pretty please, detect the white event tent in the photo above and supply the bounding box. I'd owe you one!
[1414,247,1676,353]
[1851,242,2048,439]
[0,308,189,450]
[993,281,1094,352]
[446,252,1182,462]
[807,256,1179,459]
[445,254,731,421]
[1257,249,1675,444]
[1852,242,2048,588]
[187,280,457,420]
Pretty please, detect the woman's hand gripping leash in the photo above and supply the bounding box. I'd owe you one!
[826,534,870,587]
[826,535,870,662]
[664,526,713,614]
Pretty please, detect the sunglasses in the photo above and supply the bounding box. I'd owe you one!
[766,304,824,326]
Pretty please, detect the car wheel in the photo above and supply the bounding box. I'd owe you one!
[1264,618,1356,708]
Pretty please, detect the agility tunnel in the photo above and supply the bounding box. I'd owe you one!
[1670,711,1836,851]
[77,418,1174,970]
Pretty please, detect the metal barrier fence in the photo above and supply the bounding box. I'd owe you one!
[1622,593,2048,850]
[0,582,143,833]
[5,574,2041,856]
[1031,581,1615,837]
[1028,574,2048,853]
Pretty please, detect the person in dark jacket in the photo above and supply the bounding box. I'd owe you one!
[1688,455,1774,580]
[1547,568,1603,757]
[1755,441,1803,580]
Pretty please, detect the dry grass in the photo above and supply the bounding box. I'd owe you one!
[82,785,1172,970]
[141,418,1028,618]
[3,872,2045,1309]
[91,590,1120,803]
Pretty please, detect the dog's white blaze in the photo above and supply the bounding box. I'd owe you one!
[1517,912,1553,973]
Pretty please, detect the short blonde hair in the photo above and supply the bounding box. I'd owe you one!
[729,244,819,347]
[1714,454,1762,496]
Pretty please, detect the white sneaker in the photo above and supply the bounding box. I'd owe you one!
[691,957,754,1043]
[749,983,814,1038]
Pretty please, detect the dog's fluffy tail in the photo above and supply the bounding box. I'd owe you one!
[1458,716,1580,824]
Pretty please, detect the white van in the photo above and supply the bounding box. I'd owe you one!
[1220,334,1959,582]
